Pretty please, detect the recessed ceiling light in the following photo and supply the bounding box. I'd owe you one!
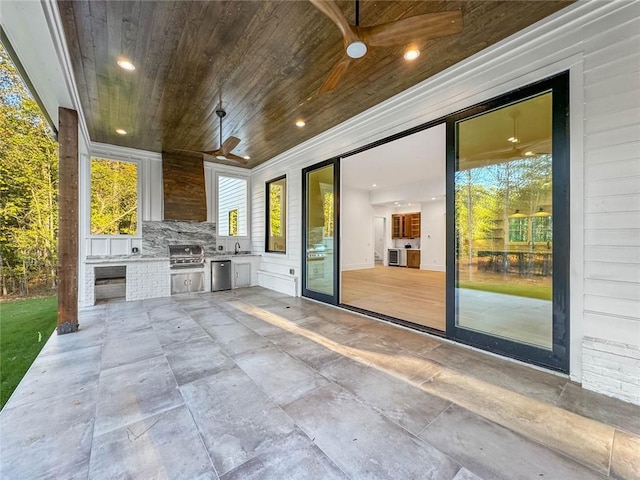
[408,203,412,206]
[524,151,534,156]
[403,49,420,61]
[295,120,306,128]
[507,136,519,143]
[243,155,251,160]
[395,202,399,205]
[115,128,127,135]
[431,197,436,200]
[372,184,377,187]
[117,59,135,71]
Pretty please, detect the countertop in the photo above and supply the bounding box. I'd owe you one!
[85,252,261,264]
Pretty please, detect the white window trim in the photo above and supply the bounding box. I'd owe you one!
[216,171,250,239]
[265,175,288,254]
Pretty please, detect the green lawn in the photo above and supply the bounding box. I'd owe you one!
[459,282,552,301]
[1,296,57,409]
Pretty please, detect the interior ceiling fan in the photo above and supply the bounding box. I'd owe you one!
[310,0,463,93]
[462,111,551,165]
[176,106,248,165]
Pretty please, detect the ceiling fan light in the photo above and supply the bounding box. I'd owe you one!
[115,128,127,135]
[215,154,226,160]
[295,120,306,128]
[243,155,251,160]
[534,207,551,217]
[403,49,420,61]
[346,41,367,59]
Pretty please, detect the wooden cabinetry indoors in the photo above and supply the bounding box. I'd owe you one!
[391,212,421,239]
[407,250,421,269]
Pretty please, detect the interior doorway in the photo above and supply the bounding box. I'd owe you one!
[374,217,385,264]
[340,123,447,332]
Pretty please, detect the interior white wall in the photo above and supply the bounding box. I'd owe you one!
[420,199,446,271]
[341,186,376,271]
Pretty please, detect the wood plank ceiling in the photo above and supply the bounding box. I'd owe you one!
[57,0,572,169]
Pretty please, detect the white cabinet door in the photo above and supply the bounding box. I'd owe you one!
[234,263,251,288]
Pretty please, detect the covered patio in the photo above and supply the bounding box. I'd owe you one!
[2,287,638,479]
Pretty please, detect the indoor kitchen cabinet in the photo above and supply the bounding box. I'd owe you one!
[407,250,421,269]
[391,212,421,239]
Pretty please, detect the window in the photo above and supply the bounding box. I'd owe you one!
[218,175,248,236]
[90,158,138,235]
[508,217,528,243]
[266,176,286,253]
[532,215,552,243]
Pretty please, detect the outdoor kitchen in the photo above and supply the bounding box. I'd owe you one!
[83,219,260,306]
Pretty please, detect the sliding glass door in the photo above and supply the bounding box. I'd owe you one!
[446,72,570,372]
[302,159,340,304]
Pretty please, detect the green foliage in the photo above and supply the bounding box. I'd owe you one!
[458,282,552,301]
[0,44,58,296]
[90,158,138,235]
[323,191,334,237]
[270,183,282,236]
[228,209,238,236]
[0,295,58,409]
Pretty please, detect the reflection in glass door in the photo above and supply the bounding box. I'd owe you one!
[302,159,339,304]
[447,73,569,372]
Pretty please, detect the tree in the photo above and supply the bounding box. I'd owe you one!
[270,183,282,236]
[0,44,58,296]
[90,158,137,235]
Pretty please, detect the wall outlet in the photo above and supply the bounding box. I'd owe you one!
[218,245,223,251]
[289,268,295,275]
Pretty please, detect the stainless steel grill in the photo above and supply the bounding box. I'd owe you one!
[169,245,205,269]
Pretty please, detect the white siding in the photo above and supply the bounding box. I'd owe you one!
[251,1,640,398]
[582,10,640,348]
[578,6,640,403]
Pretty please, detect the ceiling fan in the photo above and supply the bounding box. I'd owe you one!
[174,106,248,165]
[310,0,463,93]
[462,112,551,165]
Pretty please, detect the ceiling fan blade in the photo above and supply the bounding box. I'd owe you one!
[220,136,241,155]
[360,10,463,47]
[319,55,351,93]
[309,0,360,46]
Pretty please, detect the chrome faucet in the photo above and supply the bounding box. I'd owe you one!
[234,242,241,254]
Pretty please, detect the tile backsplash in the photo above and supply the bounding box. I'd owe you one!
[142,221,217,256]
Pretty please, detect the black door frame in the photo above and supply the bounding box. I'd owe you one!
[445,71,570,373]
[301,158,341,305]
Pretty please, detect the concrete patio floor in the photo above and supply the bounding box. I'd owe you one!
[1,287,639,479]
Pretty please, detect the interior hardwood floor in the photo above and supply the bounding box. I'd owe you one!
[341,264,445,331]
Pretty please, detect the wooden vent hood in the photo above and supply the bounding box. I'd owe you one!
[162,151,207,222]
